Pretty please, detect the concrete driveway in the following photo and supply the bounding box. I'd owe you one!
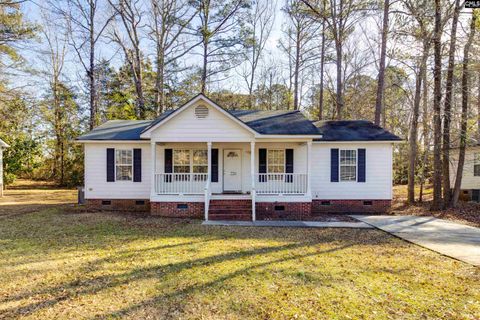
[351,215,480,267]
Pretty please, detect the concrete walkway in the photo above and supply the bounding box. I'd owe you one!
[351,215,480,267]
[202,220,372,228]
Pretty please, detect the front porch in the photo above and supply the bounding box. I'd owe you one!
[149,141,313,221]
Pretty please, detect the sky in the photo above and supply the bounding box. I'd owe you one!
[20,0,288,98]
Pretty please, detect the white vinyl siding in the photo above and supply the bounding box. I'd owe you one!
[84,143,151,199]
[149,100,254,141]
[449,146,480,189]
[311,143,393,200]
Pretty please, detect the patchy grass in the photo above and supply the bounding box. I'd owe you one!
[0,208,479,319]
[392,185,480,228]
[0,179,76,218]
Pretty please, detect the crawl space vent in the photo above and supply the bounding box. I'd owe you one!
[195,105,209,119]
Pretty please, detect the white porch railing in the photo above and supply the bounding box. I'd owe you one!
[154,173,208,194]
[255,173,308,194]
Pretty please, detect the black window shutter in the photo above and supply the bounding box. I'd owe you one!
[259,148,267,182]
[285,149,294,183]
[330,148,339,182]
[358,148,366,182]
[211,149,219,182]
[133,148,142,182]
[106,148,115,182]
[165,149,173,183]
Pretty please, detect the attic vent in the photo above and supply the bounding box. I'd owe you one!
[195,105,209,119]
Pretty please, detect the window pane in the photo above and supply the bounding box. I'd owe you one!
[340,150,356,165]
[174,165,190,173]
[193,165,208,173]
[174,150,190,165]
[116,166,132,180]
[340,166,356,181]
[116,149,132,165]
[475,164,480,177]
[193,150,207,165]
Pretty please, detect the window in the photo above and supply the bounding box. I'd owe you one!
[340,149,357,181]
[267,150,285,173]
[474,153,480,176]
[116,149,133,181]
[173,149,208,178]
[173,150,190,173]
[193,150,208,173]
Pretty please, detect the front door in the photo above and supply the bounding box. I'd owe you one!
[223,149,242,192]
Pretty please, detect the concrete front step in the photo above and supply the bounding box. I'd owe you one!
[209,214,252,221]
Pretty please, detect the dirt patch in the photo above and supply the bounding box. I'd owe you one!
[390,185,480,228]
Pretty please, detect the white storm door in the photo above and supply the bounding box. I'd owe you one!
[223,149,242,192]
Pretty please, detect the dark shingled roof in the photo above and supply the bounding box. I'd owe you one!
[77,120,153,140]
[229,110,320,135]
[313,120,402,141]
[76,93,401,141]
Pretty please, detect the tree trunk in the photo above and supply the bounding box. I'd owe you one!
[431,0,443,210]
[419,62,429,202]
[293,28,300,110]
[155,41,165,115]
[452,13,477,207]
[442,0,461,208]
[89,3,96,130]
[318,15,326,120]
[407,43,428,204]
[374,0,389,125]
[477,72,480,138]
[201,39,208,94]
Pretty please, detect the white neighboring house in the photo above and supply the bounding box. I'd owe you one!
[450,144,480,202]
[77,94,402,220]
[0,138,8,197]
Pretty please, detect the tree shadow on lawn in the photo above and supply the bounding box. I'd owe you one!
[0,238,359,318]
[0,209,407,318]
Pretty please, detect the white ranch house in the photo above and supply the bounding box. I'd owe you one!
[77,94,401,220]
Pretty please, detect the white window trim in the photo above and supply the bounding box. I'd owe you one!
[339,149,357,182]
[474,152,480,177]
[266,149,286,174]
[115,148,133,182]
[172,148,208,174]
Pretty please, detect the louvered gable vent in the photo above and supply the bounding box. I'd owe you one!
[195,105,209,119]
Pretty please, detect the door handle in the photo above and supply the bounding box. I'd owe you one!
[230,172,237,176]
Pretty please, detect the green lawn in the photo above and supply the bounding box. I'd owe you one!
[0,208,479,319]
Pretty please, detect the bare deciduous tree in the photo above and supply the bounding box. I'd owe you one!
[51,0,114,130]
[109,0,146,118]
[149,0,197,115]
[240,0,275,108]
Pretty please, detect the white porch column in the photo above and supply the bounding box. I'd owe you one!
[150,141,156,196]
[306,140,312,198]
[250,141,256,221]
[205,142,212,221]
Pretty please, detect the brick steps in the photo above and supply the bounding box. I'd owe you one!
[207,200,252,221]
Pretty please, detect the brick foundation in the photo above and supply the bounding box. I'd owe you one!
[312,199,391,214]
[86,199,150,212]
[256,202,311,220]
[151,202,204,218]
[85,198,392,218]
